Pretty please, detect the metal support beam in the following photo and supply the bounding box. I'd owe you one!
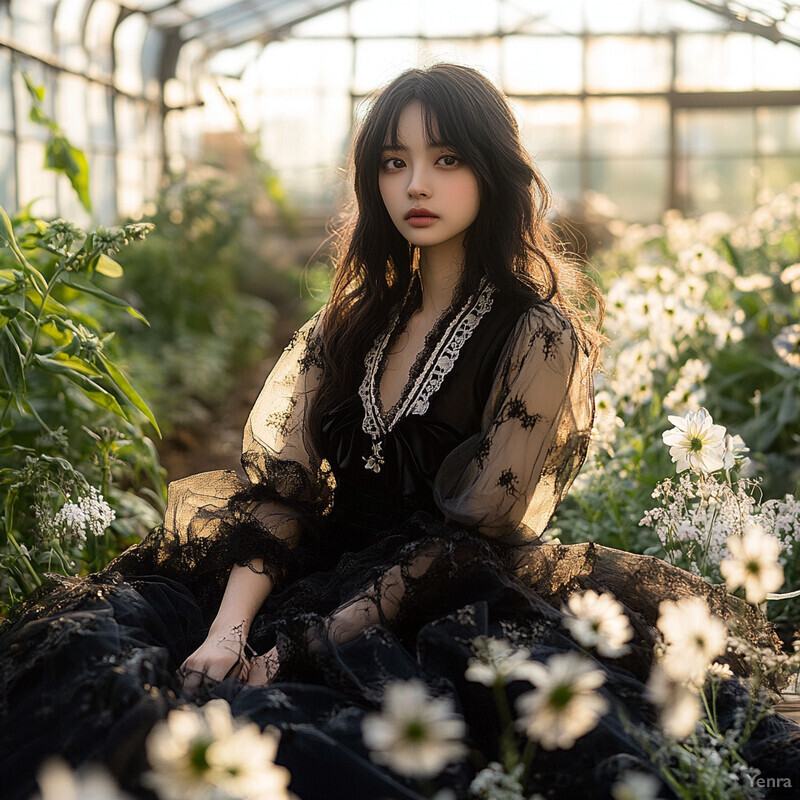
[683,0,800,48]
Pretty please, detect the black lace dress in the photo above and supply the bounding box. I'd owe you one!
[0,278,798,800]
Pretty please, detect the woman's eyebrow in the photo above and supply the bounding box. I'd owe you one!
[381,143,408,153]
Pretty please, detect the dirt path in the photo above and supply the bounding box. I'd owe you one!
[156,354,276,482]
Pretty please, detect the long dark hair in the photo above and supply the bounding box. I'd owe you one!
[309,63,603,441]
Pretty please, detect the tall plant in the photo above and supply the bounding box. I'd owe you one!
[0,74,164,614]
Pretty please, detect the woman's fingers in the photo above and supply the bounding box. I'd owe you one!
[180,666,210,694]
[179,639,246,691]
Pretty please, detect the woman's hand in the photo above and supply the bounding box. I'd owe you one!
[244,646,280,686]
[180,630,249,693]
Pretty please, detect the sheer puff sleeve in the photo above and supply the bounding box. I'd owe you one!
[109,310,333,613]
[434,301,593,545]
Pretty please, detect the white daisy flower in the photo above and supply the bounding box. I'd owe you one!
[657,597,727,687]
[647,665,702,739]
[720,522,785,604]
[733,273,773,292]
[362,680,466,778]
[721,433,749,470]
[611,770,663,800]
[514,652,608,750]
[772,323,800,370]
[562,590,633,658]
[780,262,800,292]
[144,699,290,800]
[34,758,133,800]
[661,408,727,475]
[465,637,534,687]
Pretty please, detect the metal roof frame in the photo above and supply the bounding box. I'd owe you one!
[684,1,800,47]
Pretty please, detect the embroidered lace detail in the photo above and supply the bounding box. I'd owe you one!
[406,280,495,417]
[359,312,399,439]
[358,279,495,439]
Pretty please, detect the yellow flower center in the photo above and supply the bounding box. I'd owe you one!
[404,720,427,743]
[188,740,211,774]
[550,684,574,710]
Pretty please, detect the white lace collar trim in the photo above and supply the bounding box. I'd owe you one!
[358,278,496,471]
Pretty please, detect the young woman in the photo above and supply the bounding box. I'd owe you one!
[0,64,796,800]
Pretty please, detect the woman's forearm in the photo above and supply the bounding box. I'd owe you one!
[210,509,302,636]
[210,558,274,636]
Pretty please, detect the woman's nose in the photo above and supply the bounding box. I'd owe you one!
[406,167,430,199]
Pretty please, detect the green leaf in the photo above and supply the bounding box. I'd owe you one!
[29,106,56,130]
[50,352,103,378]
[97,353,161,436]
[0,206,17,250]
[39,321,72,347]
[0,206,48,292]
[22,73,45,103]
[45,136,92,213]
[0,306,20,331]
[0,326,25,401]
[33,354,128,420]
[60,272,148,324]
[3,485,16,545]
[24,289,67,319]
[95,254,123,278]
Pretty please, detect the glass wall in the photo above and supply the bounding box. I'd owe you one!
[2,0,799,223]
[224,0,800,221]
[1,0,168,222]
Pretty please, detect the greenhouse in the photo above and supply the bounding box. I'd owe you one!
[1,1,800,799]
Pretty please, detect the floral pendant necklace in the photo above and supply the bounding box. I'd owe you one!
[357,277,495,473]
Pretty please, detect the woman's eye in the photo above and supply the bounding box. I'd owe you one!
[437,154,461,167]
[382,157,405,171]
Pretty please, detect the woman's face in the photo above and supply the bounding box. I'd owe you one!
[378,101,480,257]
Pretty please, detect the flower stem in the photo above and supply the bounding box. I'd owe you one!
[7,531,42,588]
[492,680,519,774]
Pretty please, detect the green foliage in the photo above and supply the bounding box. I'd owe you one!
[23,74,91,212]
[112,176,277,429]
[0,205,165,613]
[0,73,167,614]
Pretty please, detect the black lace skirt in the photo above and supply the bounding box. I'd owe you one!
[1,513,798,800]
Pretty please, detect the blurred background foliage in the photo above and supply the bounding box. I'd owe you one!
[0,76,326,616]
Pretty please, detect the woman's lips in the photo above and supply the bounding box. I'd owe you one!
[405,209,439,227]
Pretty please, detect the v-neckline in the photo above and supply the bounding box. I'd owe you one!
[359,276,496,438]
[373,276,465,427]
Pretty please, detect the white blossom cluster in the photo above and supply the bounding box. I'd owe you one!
[655,723,763,800]
[469,762,527,800]
[598,258,743,422]
[638,408,793,596]
[584,187,800,465]
[53,487,116,543]
[754,494,800,565]
[640,471,758,579]
[662,358,710,415]
[33,758,133,800]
